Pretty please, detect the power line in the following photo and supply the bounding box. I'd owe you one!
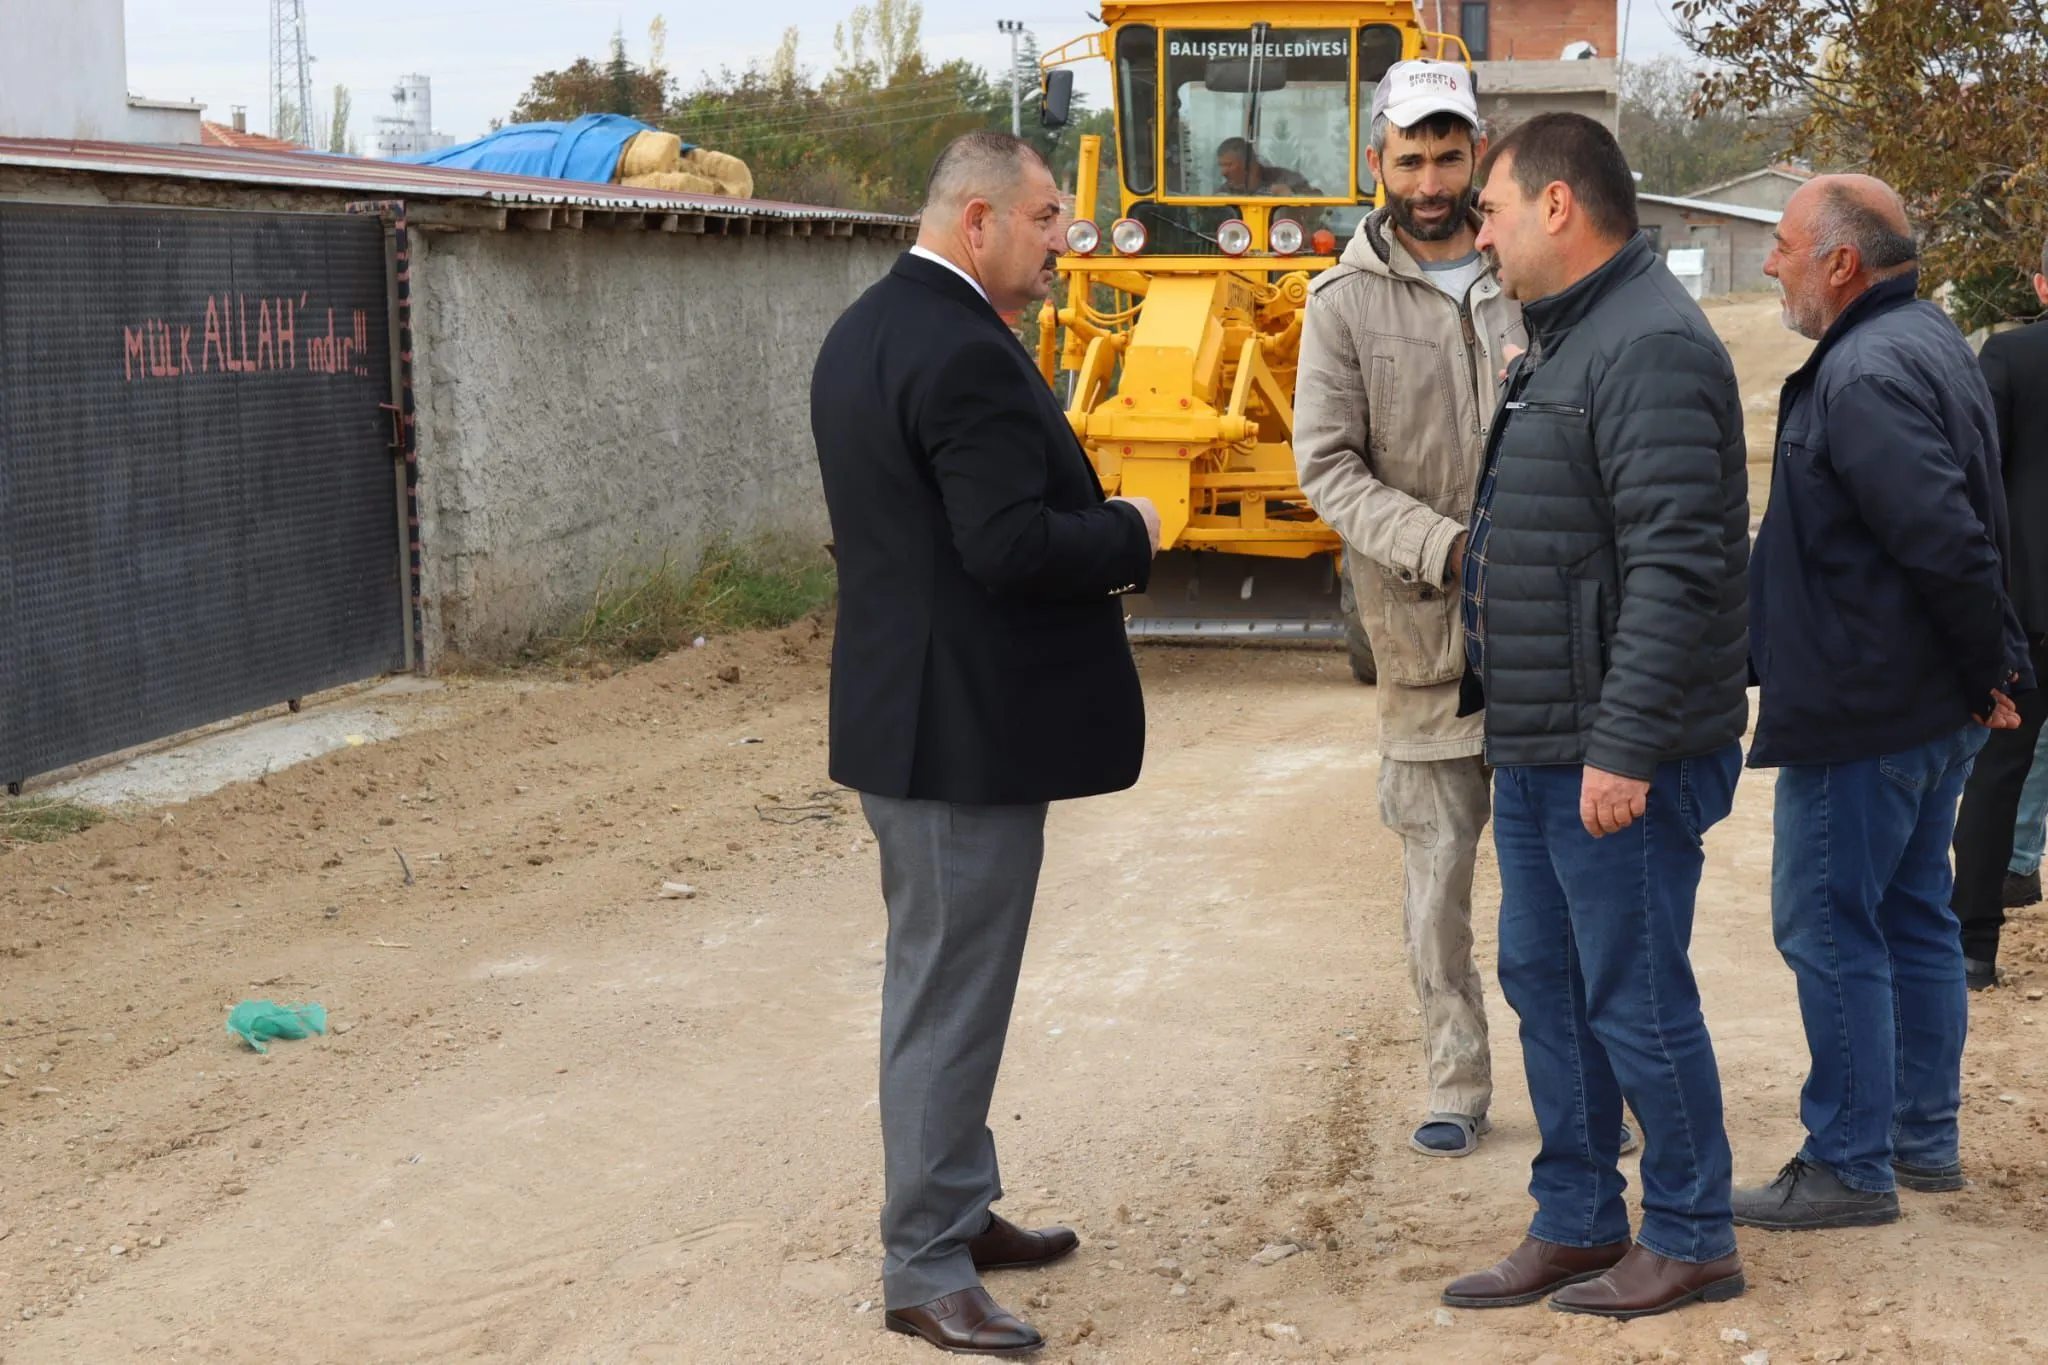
[671,71,989,113]
[704,105,1002,149]
[672,90,997,137]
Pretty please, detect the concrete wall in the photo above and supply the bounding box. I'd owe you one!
[0,0,201,142]
[409,226,901,661]
[1690,172,1806,215]
[1636,202,1777,296]
[1473,60,1618,132]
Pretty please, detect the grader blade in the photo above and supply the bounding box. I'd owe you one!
[1123,549,1345,640]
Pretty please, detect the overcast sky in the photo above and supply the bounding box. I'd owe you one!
[124,0,1692,147]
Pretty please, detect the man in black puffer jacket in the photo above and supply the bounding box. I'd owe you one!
[1440,114,1752,1323]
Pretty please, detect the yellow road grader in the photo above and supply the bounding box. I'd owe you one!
[1038,0,1471,682]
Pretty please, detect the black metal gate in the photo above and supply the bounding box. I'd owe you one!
[0,203,408,788]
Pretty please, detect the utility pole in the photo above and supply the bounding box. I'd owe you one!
[997,20,1026,136]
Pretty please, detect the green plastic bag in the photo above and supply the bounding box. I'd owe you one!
[225,1000,328,1054]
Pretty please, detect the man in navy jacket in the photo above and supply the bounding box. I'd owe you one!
[1740,175,2028,1232]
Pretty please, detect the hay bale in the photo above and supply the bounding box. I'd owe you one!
[615,130,683,180]
[621,170,725,195]
[682,148,754,199]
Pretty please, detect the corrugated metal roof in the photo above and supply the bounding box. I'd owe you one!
[1638,191,1784,227]
[1683,164,1814,199]
[0,136,915,227]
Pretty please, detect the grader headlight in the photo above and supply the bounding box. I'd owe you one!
[1216,219,1253,257]
[1110,218,1148,256]
[1270,218,1306,256]
[1065,219,1101,255]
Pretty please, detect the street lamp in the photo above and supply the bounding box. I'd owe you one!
[997,19,1028,137]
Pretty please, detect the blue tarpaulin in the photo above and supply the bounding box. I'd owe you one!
[403,113,689,184]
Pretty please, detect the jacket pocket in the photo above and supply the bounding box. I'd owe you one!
[1506,400,1588,418]
[1370,561,1464,687]
[1367,353,1397,461]
[1566,577,1605,702]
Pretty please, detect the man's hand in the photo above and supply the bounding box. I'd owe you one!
[1581,766,1651,839]
[1112,495,1163,554]
[1978,687,2023,730]
[1446,532,1468,585]
[1498,342,1526,385]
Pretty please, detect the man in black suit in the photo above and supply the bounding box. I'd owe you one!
[1952,241,2048,989]
[811,130,1162,1356]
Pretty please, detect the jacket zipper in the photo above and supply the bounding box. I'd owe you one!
[1505,399,1586,417]
[1459,304,1484,436]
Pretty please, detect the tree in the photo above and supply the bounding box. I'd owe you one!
[327,83,355,156]
[1617,56,1790,196]
[511,26,670,124]
[274,101,306,147]
[672,1,1006,213]
[832,0,924,90]
[1677,0,2048,326]
[512,1,1091,215]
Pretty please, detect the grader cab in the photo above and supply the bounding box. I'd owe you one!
[1038,2,1471,682]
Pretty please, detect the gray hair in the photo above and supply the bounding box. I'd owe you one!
[1811,183,1918,274]
[923,131,1049,213]
[1369,110,1483,157]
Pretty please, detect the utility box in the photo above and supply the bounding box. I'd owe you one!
[1665,246,1707,300]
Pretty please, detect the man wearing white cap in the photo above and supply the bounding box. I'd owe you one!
[1297,61,1636,1163]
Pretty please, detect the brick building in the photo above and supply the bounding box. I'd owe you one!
[1420,0,1622,131]
[1440,0,1617,62]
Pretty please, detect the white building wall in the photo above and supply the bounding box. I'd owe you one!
[0,0,202,142]
[369,75,455,160]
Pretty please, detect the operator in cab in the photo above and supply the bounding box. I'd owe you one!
[1215,136,1317,198]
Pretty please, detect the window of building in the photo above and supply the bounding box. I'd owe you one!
[1460,2,1489,61]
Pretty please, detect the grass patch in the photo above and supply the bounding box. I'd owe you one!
[536,540,836,665]
[2,798,104,845]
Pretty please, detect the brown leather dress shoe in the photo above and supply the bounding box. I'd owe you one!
[1549,1245,1745,1320]
[968,1212,1079,1271]
[885,1287,1044,1356]
[1442,1236,1630,1308]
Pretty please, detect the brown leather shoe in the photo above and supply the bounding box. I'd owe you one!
[1549,1245,1745,1320]
[1442,1237,1630,1308]
[968,1212,1079,1271]
[885,1287,1044,1356]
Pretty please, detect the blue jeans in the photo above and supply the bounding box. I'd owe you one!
[1494,744,1743,1265]
[2009,726,2048,876]
[1771,725,1984,1191]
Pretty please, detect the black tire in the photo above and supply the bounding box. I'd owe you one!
[1339,572,1377,686]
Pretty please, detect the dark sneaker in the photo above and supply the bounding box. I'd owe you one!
[2004,869,2042,909]
[1894,1158,1967,1193]
[1966,957,1999,992]
[1733,1156,1900,1231]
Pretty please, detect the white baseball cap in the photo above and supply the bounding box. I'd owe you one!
[1371,60,1480,130]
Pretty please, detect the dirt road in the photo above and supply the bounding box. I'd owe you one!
[4,631,2048,1365]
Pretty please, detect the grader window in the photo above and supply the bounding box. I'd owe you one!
[1354,23,1407,195]
[1115,25,1160,196]
[1163,28,1353,202]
